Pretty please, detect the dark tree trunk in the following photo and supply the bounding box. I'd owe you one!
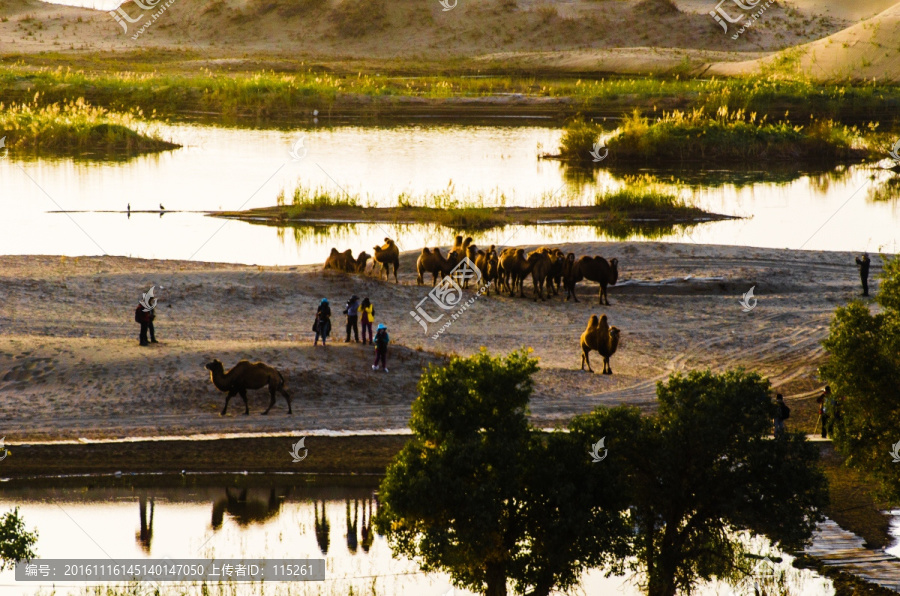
[484,562,507,596]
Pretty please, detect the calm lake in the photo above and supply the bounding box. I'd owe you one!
[0,478,839,596]
[2,123,899,267]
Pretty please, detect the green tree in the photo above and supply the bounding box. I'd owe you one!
[375,349,633,596]
[821,255,900,499]
[571,370,828,596]
[0,507,38,571]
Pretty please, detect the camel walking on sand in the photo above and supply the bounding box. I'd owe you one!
[205,359,293,415]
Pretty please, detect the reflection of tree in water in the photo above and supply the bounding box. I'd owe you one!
[346,500,359,553]
[211,488,286,530]
[135,495,154,553]
[868,172,900,202]
[360,499,375,553]
[314,501,330,555]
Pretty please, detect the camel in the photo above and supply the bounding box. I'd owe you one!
[498,248,532,297]
[566,255,619,305]
[475,245,499,294]
[526,250,553,302]
[205,359,292,415]
[324,248,369,273]
[537,247,565,296]
[580,314,620,374]
[451,235,473,255]
[373,238,400,283]
[416,247,459,286]
[457,243,480,288]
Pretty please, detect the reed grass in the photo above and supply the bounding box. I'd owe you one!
[4,62,900,123]
[561,108,874,164]
[276,184,361,212]
[0,96,178,156]
[594,176,698,214]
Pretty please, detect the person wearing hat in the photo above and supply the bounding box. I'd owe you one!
[856,253,871,296]
[344,295,360,343]
[372,323,390,372]
[314,298,332,346]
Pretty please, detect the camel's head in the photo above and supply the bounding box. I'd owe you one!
[566,252,576,263]
[608,326,621,350]
[205,359,224,373]
[608,258,619,285]
[384,238,394,247]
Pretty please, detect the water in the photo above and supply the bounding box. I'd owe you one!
[3,123,899,267]
[0,479,835,596]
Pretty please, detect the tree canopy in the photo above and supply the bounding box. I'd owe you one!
[0,507,38,572]
[821,255,900,499]
[377,352,829,596]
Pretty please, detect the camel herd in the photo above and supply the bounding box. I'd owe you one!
[325,235,620,305]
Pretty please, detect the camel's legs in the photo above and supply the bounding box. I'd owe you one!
[238,389,250,415]
[263,387,277,415]
[393,264,399,283]
[222,389,238,415]
[279,388,293,414]
[581,350,593,373]
[603,357,613,375]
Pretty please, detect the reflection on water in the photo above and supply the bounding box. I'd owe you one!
[2,122,899,267]
[0,480,836,596]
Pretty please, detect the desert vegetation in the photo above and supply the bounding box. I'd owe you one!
[559,108,875,165]
[0,97,179,157]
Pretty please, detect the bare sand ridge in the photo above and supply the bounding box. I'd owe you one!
[0,243,881,442]
[710,2,900,81]
[2,0,898,77]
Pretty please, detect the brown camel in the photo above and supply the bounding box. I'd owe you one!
[324,249,370,273]
[205,359,292,415]
[537,247,565,296]
[498,248,533,297]
[475,245,499,294]
[580,314,620,374]
[451,235,473,255]
[373,238,400,283]
[416,247,460,286]
[566,255,619,305]
[526,250,553,301]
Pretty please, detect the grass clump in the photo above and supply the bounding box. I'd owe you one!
[276,183,360,213]
[0,96,178,157]
[435,207,508,231]
[557,118,606,165]
[601,107,872,164]
[594,176,697,214]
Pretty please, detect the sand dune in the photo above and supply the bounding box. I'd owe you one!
[710,2,900,81]
[0,243,881,441]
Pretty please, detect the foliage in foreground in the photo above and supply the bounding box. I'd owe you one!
[821,255,900,501]
[0,97,179,157]
[376,351,829,596]
[0,507,38,571]
[560,108,874,164]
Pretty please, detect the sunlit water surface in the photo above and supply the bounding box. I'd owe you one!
[0,482,837,596]
[2,123,900,267]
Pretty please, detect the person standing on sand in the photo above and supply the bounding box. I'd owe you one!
[856,253,871,296]
[134,300,152,346]
[372,323,389,372]
[816,386,832,439]
[359,297,374,345]
[345,295,360,343]
[774,393,789,439]
[314,298,331,347]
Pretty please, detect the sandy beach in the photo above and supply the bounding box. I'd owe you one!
[0,242,880,444]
